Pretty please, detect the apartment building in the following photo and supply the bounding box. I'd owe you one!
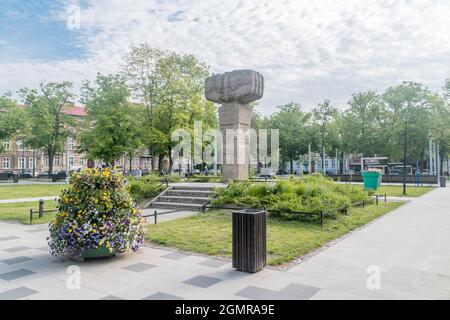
[0,105,155,175]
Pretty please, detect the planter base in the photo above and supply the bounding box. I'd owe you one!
[68,246,115,261]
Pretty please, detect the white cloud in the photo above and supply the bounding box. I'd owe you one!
[1,0,450,114]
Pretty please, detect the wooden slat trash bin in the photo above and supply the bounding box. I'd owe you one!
[232,209,267,273]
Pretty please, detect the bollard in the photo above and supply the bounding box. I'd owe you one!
[29,209,33,225]
[39,199,44,218]
[154,210,157,225]
[232,209,266,273]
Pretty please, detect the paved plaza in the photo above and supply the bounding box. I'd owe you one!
[0,186,449,300]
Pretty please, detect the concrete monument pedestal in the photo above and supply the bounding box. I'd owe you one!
[205,70,264,181]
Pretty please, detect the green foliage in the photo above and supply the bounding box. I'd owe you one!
[19,82,75,174]
[80,74,144,164]
[121,44,217,174]
[186,175,223,183]
[340,91,388,156]
[0,96,27,151]
[264,103,311,173]
[212,175,369,219]
[125,175,166,201]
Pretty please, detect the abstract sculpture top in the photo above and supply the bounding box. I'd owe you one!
[205,69,264,105]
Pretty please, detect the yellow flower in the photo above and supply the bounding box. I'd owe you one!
[92,229,97,234]
[68,229,72,233]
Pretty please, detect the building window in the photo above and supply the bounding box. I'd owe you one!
[116,159,122,166]
[68,137,74,150]
[17,140,25,151]
[133,158,139,166]
[69,156,74,166]
[2,157,10,169]
[79,158,85,166]
[54,156,61,166]
[43,156,48,166]
[2,140,10,150]
[18,157,26,169]
[29,158,36,169]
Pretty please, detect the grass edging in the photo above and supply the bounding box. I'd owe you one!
[0,200,58,225]
[146,202,405,267]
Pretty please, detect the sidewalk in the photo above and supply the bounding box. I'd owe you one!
[0,196,58,205]
[0,187,449,299]
[288,186,450,299]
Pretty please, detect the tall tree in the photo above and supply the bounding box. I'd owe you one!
[312,99,339,173]
[266,103,311,173]
[20,82,74,175]
[121,44,166,170]
[340,91,388,156]
[382,81,432,165]
[80,74,144,165]
[153,51,211,174]
[430,81,450,173]
[0,95,27,152]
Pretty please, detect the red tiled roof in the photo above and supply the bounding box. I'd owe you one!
[16,104,86,117]
[64,105,86,117]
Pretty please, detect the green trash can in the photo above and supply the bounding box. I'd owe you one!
[362,171,382,191]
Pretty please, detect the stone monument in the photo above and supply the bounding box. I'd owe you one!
[205,70,264,181]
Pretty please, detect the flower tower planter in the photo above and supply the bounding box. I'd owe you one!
[48,167,146,260]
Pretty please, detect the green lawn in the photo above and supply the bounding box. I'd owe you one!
[146,202,404,266]
[0,184,66,200]
[363,185,435,197]
[0,200,58,225]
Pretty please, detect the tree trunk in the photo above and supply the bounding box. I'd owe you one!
[289,157,293,174]
[150,150,156,174]
[158,155,163,173]
[48,152,54,176]
[168,146,173,175]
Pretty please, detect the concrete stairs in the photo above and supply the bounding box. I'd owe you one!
[148,185,218,211]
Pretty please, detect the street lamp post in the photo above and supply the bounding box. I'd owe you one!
[403,118,407,196]
[428,133,433,175]
[65,130,72,183]
[21,142,25,176]
[402,102,411,196]
[437,144,441,186]
[308,144,312,174]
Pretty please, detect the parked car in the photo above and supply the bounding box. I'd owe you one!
[19,170,34,179]
[0,171,14,180]
[276,169,289,175]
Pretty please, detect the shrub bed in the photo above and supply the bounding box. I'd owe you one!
[212,175,369,219]
[125,175,166,202]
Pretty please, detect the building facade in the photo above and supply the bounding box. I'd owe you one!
[1,105,157,176]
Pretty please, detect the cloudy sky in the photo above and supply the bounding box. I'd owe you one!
[0,0,449,114]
